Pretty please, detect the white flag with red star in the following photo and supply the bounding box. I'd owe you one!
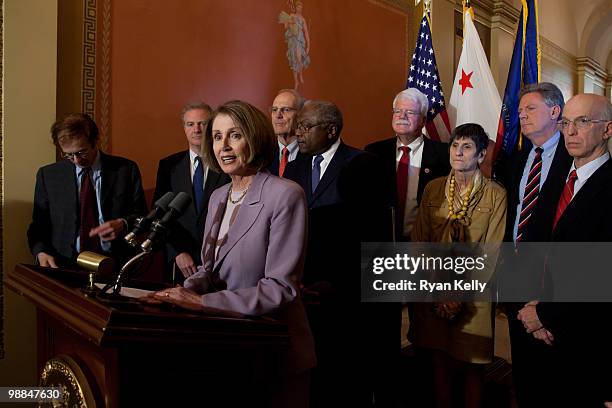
[448,9,501,141]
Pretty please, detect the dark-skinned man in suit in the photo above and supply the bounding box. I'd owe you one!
[285,100,394,407]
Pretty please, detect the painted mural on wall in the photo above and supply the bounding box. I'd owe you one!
[278,0,311,90]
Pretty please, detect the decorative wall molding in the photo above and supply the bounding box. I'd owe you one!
[82,0,96,119]
[576,56,608,92]
[541,37,576,69]
[576,57,608,82]
[490,0,519,35]
[454,0,495,27]
[98,0,112,151]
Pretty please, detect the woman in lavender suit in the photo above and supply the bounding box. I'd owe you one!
[150,100,315,407]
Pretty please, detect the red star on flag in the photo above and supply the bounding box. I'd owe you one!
[459,69,474,94]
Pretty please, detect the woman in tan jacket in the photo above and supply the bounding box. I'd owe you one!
[410,123,507,408]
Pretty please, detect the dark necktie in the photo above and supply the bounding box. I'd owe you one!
[517,147,543,242]
[552,170,578,231]
[396,146,411,227]
[193,156,205,212]
[279,147,289,177]
[311,155,324,193]
[79,167,101,252]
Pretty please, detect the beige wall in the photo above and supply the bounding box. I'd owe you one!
[1,0,58,385]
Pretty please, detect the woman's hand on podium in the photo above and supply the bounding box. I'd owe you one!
[141,286,205,312]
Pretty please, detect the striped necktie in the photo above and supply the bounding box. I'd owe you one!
[517,147,543,242]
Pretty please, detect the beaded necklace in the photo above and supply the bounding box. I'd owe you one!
[447,173,473,220]
[228,184,249,204]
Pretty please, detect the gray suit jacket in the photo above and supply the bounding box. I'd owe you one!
[184,171,316,374]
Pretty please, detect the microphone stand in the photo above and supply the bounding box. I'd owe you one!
[99,247,153,296]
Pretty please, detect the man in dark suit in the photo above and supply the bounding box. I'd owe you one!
[494,82,571,406]
[28,113,147,268]
[517,93,612,406]
[153,102,229,284]
[365,88,450,242]
[268,89,306,176]
[284,100,395,407]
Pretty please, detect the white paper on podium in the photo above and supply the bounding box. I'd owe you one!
[94,283,153,299]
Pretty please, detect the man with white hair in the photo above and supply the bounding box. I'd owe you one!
[365,88,450,241]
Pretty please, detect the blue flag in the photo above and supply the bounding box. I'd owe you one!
[495,0,540,159]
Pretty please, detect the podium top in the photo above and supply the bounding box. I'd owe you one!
[7,264,289,348]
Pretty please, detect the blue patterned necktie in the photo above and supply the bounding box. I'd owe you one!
[193,156,205,212]
[311,155,324,193]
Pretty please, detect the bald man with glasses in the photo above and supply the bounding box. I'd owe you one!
[268,89,306,176]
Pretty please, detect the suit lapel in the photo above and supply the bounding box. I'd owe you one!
[553,159,612,236]
[310,143,347,204]
[297,156,313,204]
[172,152,197,217]
[99,152,117,217]
[213,172,267,270]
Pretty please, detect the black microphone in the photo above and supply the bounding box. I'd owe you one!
[124,191,174,246]
[141,192,192,252]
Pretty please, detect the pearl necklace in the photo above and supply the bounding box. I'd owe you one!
[447,174,473,220]
[228,184,249,204]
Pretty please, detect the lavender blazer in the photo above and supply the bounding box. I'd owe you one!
[184,171,316,374]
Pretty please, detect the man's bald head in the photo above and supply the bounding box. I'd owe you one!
[561,93,612,168]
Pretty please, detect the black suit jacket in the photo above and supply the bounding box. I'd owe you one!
[495,135,573,243]
[536,159,612,404]
[364,136,450,240]
[267,144,306,176]
[284,142,390,289]
[153,150,230,271]
[27,152,147,266]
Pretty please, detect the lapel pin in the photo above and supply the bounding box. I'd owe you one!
[424,168,430,174]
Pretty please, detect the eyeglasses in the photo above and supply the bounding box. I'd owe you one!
[296,122,328,133]
[269,106,297,115]
[558,116,609,130]
[62,150,90,160]
[392,108,420,117]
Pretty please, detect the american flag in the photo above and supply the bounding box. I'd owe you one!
[406,12,451,141]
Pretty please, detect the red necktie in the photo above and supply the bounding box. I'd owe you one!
[279,147,289,177]
[79,168,101,252]
[552,170,577,231]
[396,146,411,226]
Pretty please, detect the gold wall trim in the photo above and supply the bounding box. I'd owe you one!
[82,0,96,119]
[98,0,111,151]
[0,0,5,359]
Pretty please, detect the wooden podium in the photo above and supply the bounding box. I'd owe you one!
[6,264,289,407]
